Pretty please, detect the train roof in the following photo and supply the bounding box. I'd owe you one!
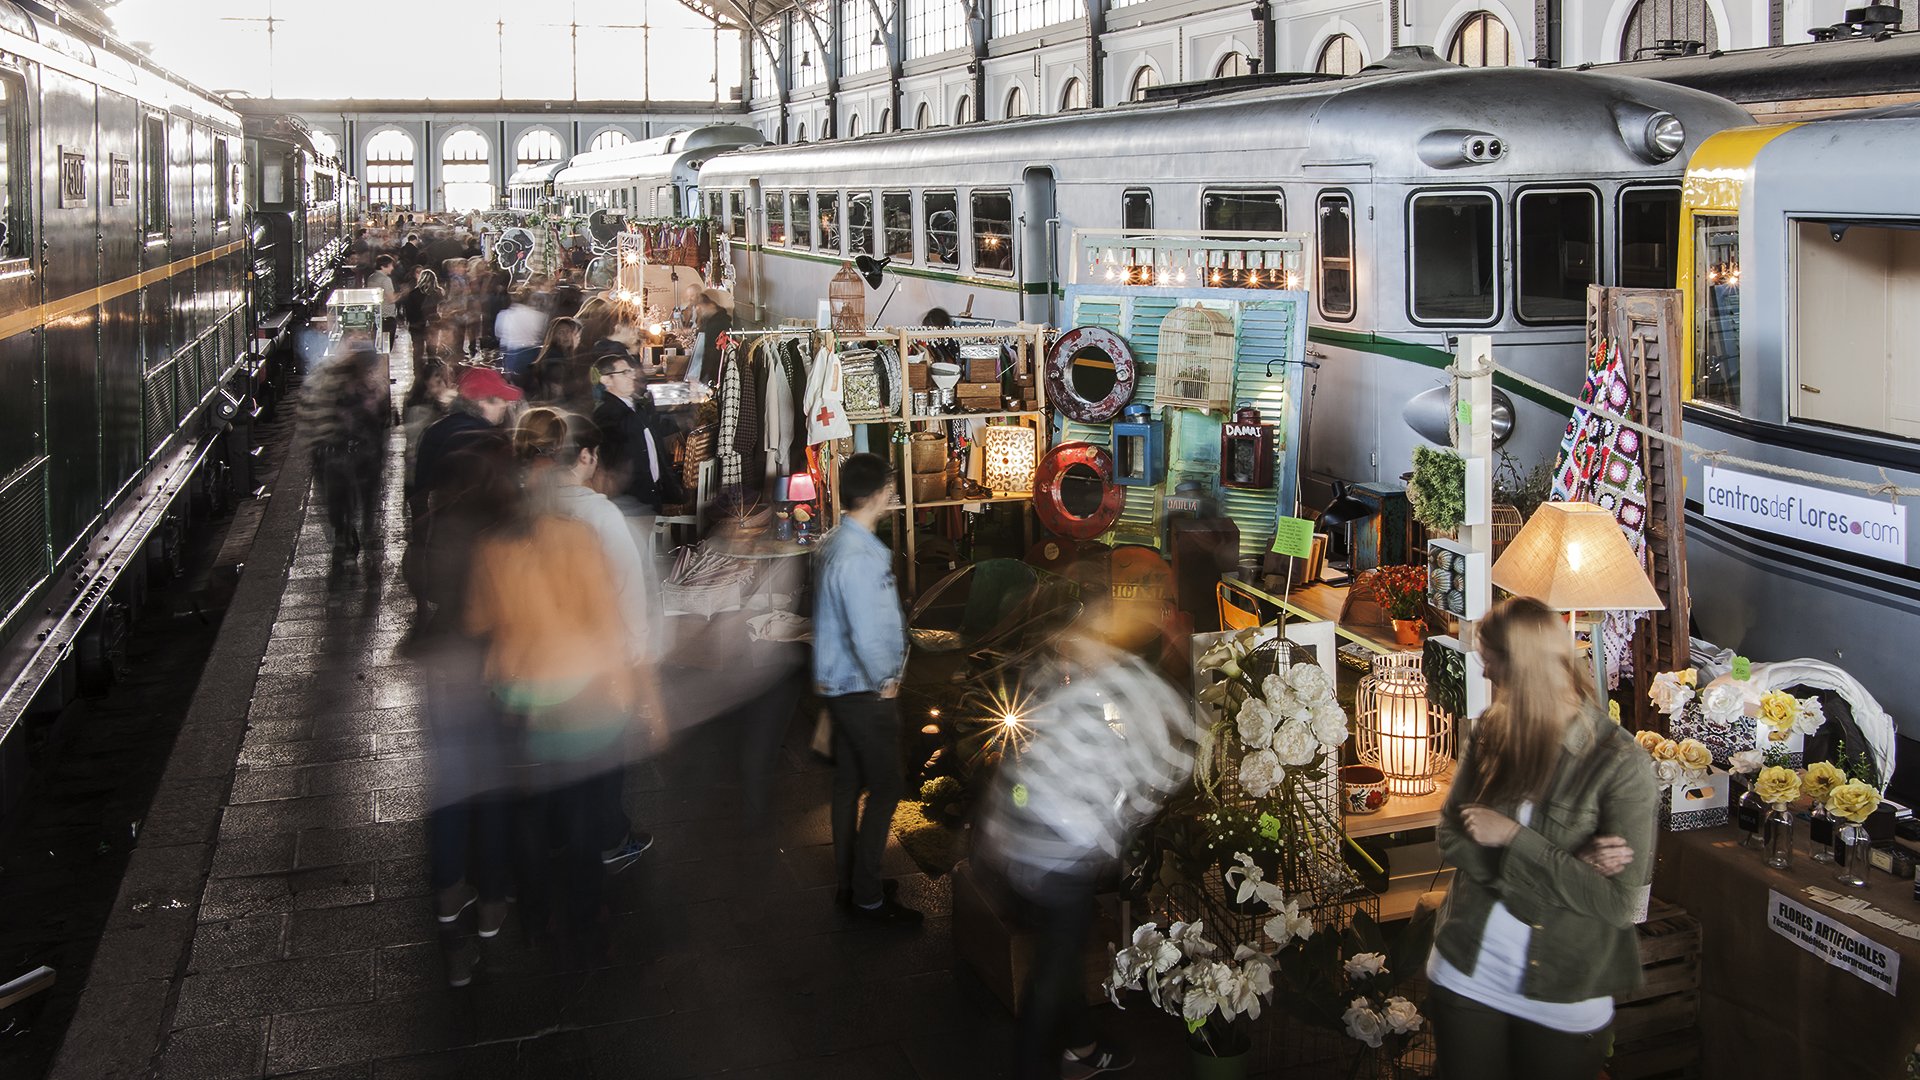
[555,124,764,188]
[508,160,567,187]
[0,0,240,128]
[1599,33,1920,105]
[700,64,1751,185]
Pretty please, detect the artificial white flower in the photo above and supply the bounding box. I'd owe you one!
[1263,899,1313,946]
[1653,759,1682,785]
[1286,662,1333,702]
[1310,702,1350,749]
[1236,698,1279,750]
[1701,683,1749,726]
[1131,923,1182,974]
[1792,697,1826,737]
[1271,720,1320,768]
[1224,853,1283,908]
[1729,748,1765,775]
[1342,998,1388,1048]
[1198,640,1238,671]
[1648,672,1697,717]
[1342,952,1388,980]
[1238,749,1283,798]
[1168,920,1217,958]
[1181,960,1234,1022]
[1381,995,1423,1035]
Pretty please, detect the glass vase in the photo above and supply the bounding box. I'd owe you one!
[1809,805,1836,864]
[1763,805,1795,870]
[1836,823,1872,888]
[1735,785,1768,849]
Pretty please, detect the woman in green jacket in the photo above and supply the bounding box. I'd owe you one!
[1427,596,1660,1079]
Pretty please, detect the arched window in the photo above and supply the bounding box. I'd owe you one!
[441,129,493,213]
[309,130,339,161]
[1005,84,1027,119]
[1213,51,1250,78]
[1315,34,1366,75]
[365,128,416,210]
[515,129,564,170]
[1060,76,1088,111]
[1447,12,1514,67]
[1129,65,1161,102]
[795,122,808,142]
[955,94,973,124]
[1619,0,1719,59]
[847,113,863,138]
[915,101,931,129]
[589,128,633,153]
[879,107,892,131]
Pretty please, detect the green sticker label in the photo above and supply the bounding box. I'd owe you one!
[1732,656,1751,681]
[1257,812,1282,842]
[1456,400,1472,427]
[1270,516,1316,558]
[1011,784,1029,808]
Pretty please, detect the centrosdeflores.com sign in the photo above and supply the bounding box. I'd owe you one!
[1702,466,1909,566]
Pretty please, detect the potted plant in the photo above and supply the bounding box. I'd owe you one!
[1367,566,1429,647]
[1407,446,1466,537]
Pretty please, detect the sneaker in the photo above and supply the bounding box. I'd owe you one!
[848,896,923,925]
[1061,1043,1134,1079]
[834,878,900,909]
[446,941,479,988]
[602,832,655,873]
[435,882,476,924]
[477,900,508,939]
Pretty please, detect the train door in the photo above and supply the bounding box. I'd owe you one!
[1021,166,1056,325]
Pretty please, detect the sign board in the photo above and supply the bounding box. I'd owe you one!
[1270,516,1316,558]
[1702,466,1908,566]
[1767,889,1899,995]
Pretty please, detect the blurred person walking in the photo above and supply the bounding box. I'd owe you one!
[812,453,918,924]
[368,255,399,350]
[527,317,583,404]
[689,286,733,389]
[303,344,387,559]
[411,368,521,525]
[496,287,549,386]
[1427,596,1658,1080]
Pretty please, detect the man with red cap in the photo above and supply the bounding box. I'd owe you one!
[412,368,522,523]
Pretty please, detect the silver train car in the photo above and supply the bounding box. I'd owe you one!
[506,159,565,212]
[696,49,1752,484]
[551,124,763,220]
[0,0,260,801]
[1677,108,1920,740]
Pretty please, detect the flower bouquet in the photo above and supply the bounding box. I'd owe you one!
[1633,730,1726,831]
[1364,566,1429,645]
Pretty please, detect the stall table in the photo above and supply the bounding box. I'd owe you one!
[1653,825,1920,1080]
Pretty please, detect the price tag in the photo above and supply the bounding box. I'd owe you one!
[1257,812,1283,842]
[1011,784,1029,809]
[1456,399,1472,427]
[1732,656,1752,681]
[1270,516,1316,558]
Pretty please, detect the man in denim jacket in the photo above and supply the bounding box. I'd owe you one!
[813,453,920,923]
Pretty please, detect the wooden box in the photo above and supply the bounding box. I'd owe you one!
[956,382,1002,408]
[1610,900,1702,1080]
[907,359,930,391]
[967,358,1001,383]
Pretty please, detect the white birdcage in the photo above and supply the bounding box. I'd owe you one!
[1154,304,1237,413]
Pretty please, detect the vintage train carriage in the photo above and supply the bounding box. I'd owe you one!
[0,1,253,783]
[244,112,349,316]
[507,159,564,212]
[1677,108,1920,740]
[552,124,763,219]
[697,52,1751,483]
[1606,29,1920,123]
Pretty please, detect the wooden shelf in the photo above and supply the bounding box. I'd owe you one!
[1345,786,1449,839]
[864,409,1044,423]
[1376,867,1455,922]
[889,494,1033,511]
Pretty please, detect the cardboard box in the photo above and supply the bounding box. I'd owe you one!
[1660,767,1731,831]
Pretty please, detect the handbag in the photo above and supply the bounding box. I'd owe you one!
[804,346,854,443]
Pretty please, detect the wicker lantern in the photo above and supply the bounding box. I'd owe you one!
[1356,652,1454,797]
[829,261,866,333]
[979,423,1038,495]
[1154,304,1237,413]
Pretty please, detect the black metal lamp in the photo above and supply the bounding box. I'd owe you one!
[1315,481,1375,587]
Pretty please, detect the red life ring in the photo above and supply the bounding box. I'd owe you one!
[1033,442,1127,540]
[1046,325,1137,423]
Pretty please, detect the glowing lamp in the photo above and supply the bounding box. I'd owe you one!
[979,424,1037,495]
[786,473,820,545]
[1110,404,1165,487]
[1356,653,1454,797]
[1219,403,1275,489]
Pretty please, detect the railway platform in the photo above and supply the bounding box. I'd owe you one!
[35,340,1181,1080]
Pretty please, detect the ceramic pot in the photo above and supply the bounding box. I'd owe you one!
[1391,619,1424,647]
[1190,1046,1250,1080]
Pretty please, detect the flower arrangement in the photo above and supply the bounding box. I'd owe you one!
[1825,777,1882,824]
[1752,764,1802,808]
[1758,689,1825,744]
[1196,634,1348,805]
[1647,668,1698,720]
[1366,565,1430,622]
[1633,730,1713,787]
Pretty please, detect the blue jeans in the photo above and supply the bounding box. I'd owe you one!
[502,346,540,384]
[424,655,513,899]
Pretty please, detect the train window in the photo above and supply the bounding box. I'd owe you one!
[1204,190,1284,236]
[1122,190,1152,235]
[1409,191,1498,324]
[0,74,25,259]
[1789,219,1920,440]
[925,191,958,268]
[849,192,873,256]
[1691,213,1740,409]
[972,190,1014,275]
[705,190,722,224]
[1515,188,1596,323]
[766,190,787,245]
[1317,192,1355,320]
[214,140,231,223]
[1619,187,1680,288]
[142,114,167,235]
[819,192,842,254]
[727,191,746,240]
[883,192,913,262]
[790,191,814,249]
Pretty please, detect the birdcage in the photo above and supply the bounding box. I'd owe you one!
[1154,304,1238,413]
[829,262,866,333]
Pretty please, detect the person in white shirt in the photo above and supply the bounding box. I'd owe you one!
[495,288,549,387]
[367,255,398,350]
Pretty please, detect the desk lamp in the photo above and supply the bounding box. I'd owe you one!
[1314,482,1375,587]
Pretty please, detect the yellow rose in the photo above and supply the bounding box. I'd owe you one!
[1652,739,1680,761]
[1753,765,1802,806]
[1826,779,1882,824]
[1758,691,1799,737]
[1635,730,1665,753]
[1676,740,1712,772]
[1802,761,1846,802]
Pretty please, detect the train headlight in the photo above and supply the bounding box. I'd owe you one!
[1647,113,1687,162]
[1615,102,1687,164]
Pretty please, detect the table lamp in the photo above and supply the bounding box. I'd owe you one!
[1489,500,1664,698]
[1314,482,1375,587]
[1357,652,1453,797]
[787,473,819,545]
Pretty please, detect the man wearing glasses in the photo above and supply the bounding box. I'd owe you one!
[593,355,684,515]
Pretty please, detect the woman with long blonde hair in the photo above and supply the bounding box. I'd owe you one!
[1427,596,1658,1080]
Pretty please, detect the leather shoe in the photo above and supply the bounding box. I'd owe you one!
[834,878,899,909]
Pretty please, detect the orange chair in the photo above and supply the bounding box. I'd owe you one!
[1217,581,1264,631]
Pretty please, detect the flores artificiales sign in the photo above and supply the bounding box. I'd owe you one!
[1767,889,1899,994]
[1701,466,1909,566]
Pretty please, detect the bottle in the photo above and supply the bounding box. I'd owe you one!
[1763,804,1795,870]
[1735,778,1767,849]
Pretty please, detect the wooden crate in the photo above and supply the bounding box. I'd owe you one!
[1611,900,1702,1079]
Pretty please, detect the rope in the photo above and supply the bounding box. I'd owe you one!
[1449,358,1920,503]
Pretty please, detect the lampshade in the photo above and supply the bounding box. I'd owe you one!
[979,424,1037,494]
[786,473,818,503]
[1356,652,1455,797]
[1489,501,1663,612]
[1317,482,1374,530]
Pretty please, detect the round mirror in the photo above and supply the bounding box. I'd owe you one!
[1060,462,1106,517]
[1069,349,1118,405]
